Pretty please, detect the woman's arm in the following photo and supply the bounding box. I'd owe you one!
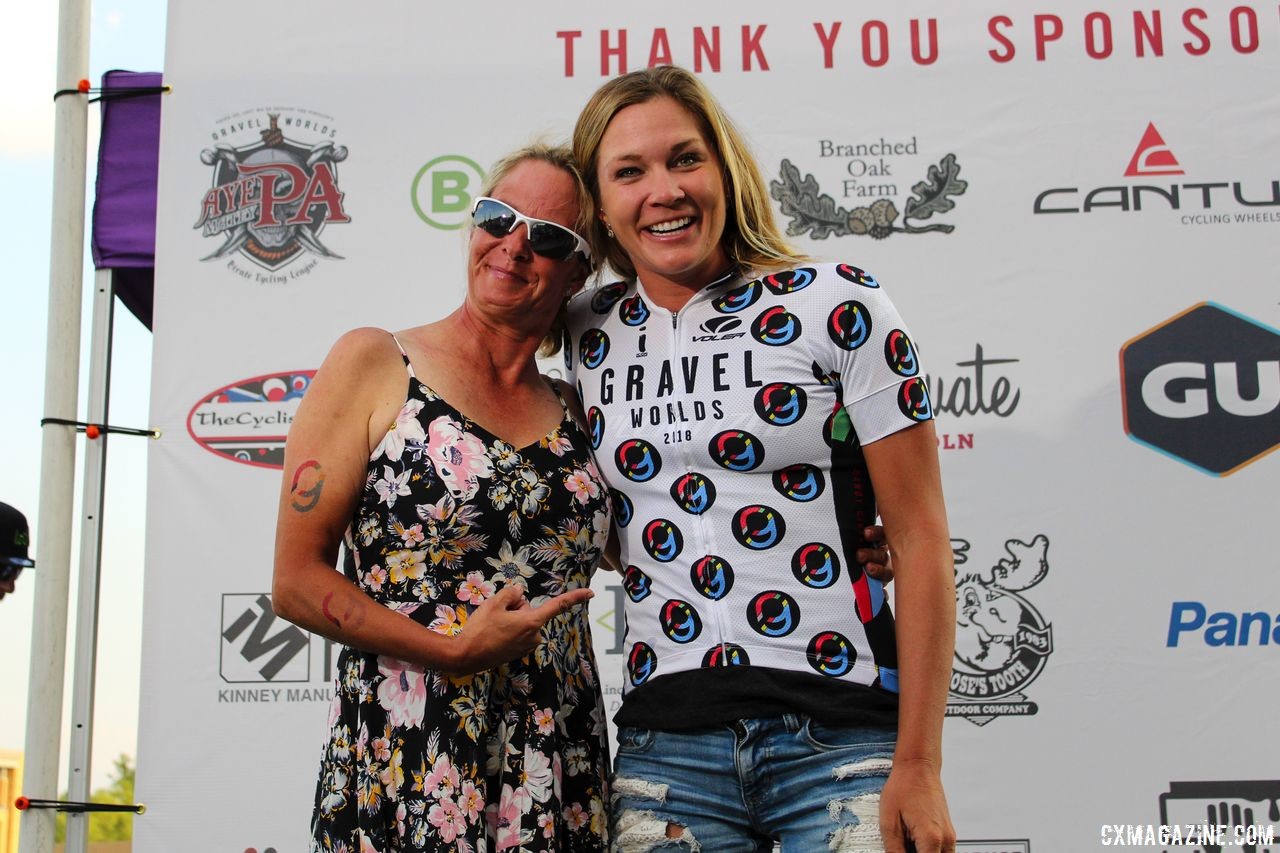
[862,419,957,853]
[272,329,590,674]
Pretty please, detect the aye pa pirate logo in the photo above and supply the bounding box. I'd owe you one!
[771,153,966,240]
[946,534,1054,726]
[195,109,350,272]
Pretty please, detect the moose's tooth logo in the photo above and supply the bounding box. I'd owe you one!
[195,109,350,273]
[946,534,1054,726]
[771,152,965,241]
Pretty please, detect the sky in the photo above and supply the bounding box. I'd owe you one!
[1,1,166,789]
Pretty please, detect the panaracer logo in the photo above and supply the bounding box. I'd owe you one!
[1033,122,1280,221]
[1124,122,1183,177]
[1120,303,1280,476]
[1157,781,1280,850]
[695,316,745,341]
[770,137,966,241]
[946,535,1053,726]
[196,108,350,280]
[187,371,315,469]
[1166,602,1280,647]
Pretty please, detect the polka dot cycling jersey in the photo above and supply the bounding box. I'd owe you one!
[565,263,934,697]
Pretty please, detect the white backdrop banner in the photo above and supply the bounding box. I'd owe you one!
[138,2,1280,851]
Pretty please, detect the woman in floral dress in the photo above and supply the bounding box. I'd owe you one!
[273,144,610,852]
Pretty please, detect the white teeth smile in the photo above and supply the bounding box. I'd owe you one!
[647,217,693,234]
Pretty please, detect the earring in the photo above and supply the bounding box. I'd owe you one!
[605,224,614,239]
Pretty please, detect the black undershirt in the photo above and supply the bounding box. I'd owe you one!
[613,667,900,731]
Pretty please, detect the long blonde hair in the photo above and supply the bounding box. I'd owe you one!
[572,65,806,281]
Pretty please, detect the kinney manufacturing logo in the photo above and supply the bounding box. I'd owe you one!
[1034,122,1280,225]
[770,136,966,241]
[947,535,1053,726]
[220,593,337,702]
[187,371,314,469]
[1120,303,1280,476]
[196,108,350,279]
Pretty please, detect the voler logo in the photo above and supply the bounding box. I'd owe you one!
[1120,303,1280,476]
[195,108,350,279]
[187,371,315,469]
[696,316,745,342]
[946,535,1053,726]
[770,137,966,241]
[1034,122,1280,224]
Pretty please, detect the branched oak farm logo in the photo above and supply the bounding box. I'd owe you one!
[1120,303,1280,476]
[195,108,350,279]
[771,144,966,241]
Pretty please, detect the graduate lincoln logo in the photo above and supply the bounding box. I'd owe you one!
[195,107,350,279]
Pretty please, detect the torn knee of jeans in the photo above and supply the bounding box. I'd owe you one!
[614,807,701,852]
[826,793,882,852]
[831,756,893,781]
[612,775,670,804]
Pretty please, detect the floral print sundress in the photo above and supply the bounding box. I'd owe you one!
[311,336,611,853]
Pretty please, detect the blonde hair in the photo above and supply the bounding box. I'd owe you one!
[478,142,592,357]
[572,65,806,282]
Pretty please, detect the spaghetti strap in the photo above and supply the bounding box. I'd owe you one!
[388,332,416,378]
[547,376,572,422]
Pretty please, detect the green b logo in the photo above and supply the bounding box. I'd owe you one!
[411,155,485,230]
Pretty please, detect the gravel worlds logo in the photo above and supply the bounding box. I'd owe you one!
[946,535,1053,726]
[770,137,966,241]
[195,107,350,279]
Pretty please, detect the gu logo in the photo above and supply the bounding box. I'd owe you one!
[196,110,350,271]
[1121,302,1280,476]
[220,594,309,683]
[946,535,1054,726]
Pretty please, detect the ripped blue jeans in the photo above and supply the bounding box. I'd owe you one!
[611,715,894,852]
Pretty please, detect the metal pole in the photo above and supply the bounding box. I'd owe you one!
[63,271,114,853]
[19,0,91,850]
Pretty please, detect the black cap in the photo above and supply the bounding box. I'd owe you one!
[0,502,35,568]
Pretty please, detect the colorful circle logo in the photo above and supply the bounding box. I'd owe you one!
[591,281,628,313]
[712,279,763,314]
[610,489,634,527]
[754,382,807,426]
[897,377,933,422]
[885,329,919,377]
[748,591,801,637]
[660,599,703,644]
[827,301,872,350]
[772,464,826,502]
[690,555,734,601]
[708,430,765,472]
[643,518,684,563]
[751,306,803,346]
[615,439,661,482]
[670,472,717,515]
[835,264,879,287]
[702,643,751,667]
[623,564,652,602]
[807,631,855,676]
[586,406,605,449]
[628,642,658,686]
[732,505,786,550]
[579,328,610,368]
[791,543,841,588]
[763,267,816,294]
[619,294,651,326]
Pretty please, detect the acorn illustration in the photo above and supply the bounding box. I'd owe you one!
[848,199,899,240]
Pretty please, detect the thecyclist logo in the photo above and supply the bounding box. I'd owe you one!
[188,371,315,469]
[1120,303,1280,476]
[411,154,485,230]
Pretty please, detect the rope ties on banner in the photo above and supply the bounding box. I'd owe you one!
[15,796,147,815]
[40,417,161,440]
[53,78,171,103]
